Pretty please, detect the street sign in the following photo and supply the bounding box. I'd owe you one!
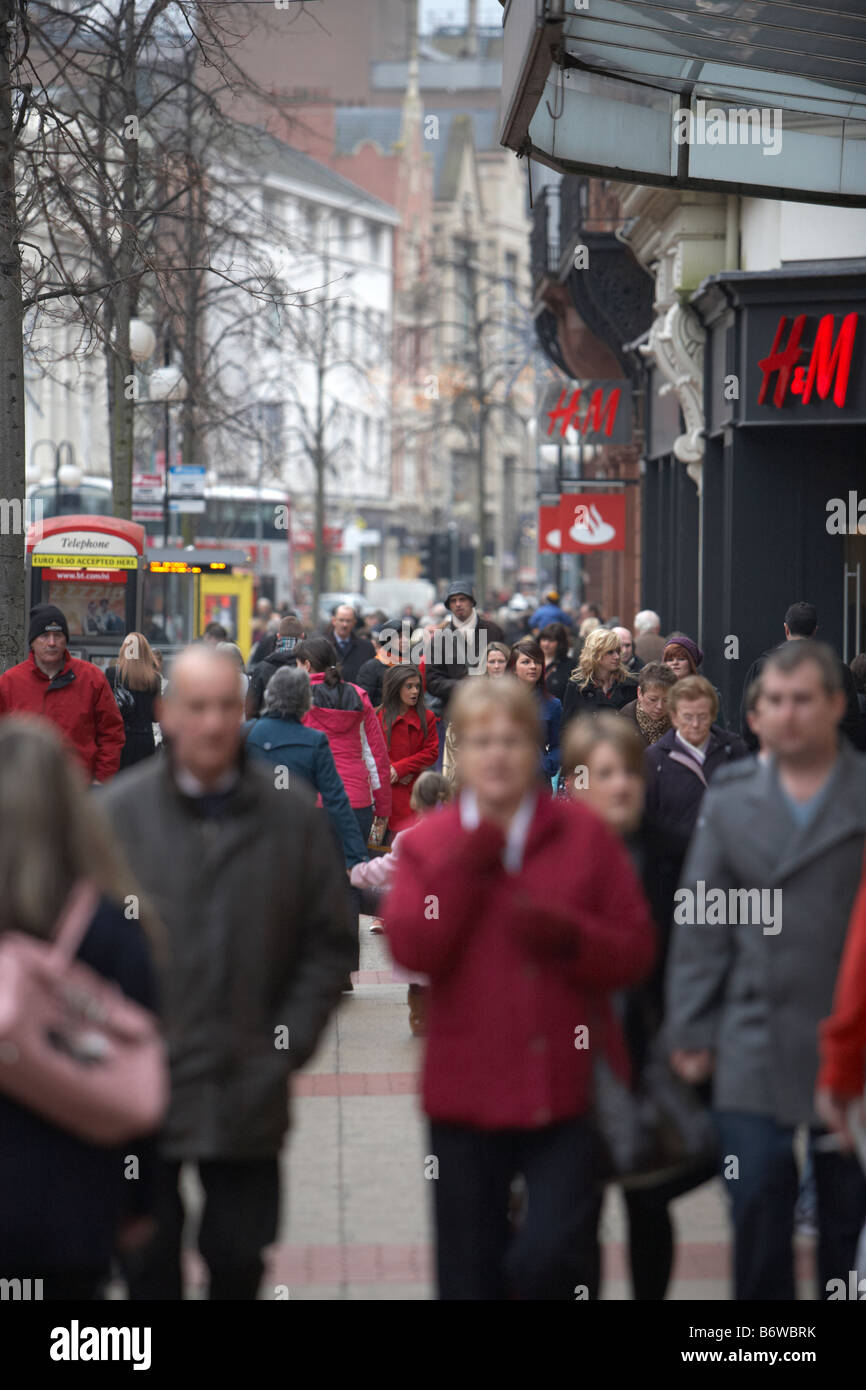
[168,499,206,514]
[132,506,164,522]
[169,465,207,498]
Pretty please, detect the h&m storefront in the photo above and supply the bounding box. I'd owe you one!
[691,261,866,723]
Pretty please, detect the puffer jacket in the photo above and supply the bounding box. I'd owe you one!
[303,672,391,817]
[0,650,124,781]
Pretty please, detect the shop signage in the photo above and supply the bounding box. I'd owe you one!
[757,312,857,410]
[538,493,626,553]
[543,381,632,445]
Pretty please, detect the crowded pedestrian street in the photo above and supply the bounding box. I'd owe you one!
[3,0,866,1371]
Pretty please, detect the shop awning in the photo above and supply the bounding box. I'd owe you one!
[500,0,866,205]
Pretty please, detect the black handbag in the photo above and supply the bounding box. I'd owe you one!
[592,1033,718,1189]
[112,675,135,719]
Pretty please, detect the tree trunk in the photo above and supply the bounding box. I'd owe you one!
[0,4,27,668]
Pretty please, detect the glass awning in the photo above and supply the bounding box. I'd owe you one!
[501,0,866,205]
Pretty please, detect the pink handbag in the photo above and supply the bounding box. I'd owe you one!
[0,880,169,1146]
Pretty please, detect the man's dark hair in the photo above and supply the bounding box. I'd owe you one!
[637,661,678,693]
[764,638,841,694]
[784,601,818,637]
[204,621,228,640]
[278,616,304,639]
[586,603,602,620]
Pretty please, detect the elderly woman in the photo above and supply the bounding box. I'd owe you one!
[244,665,367,867]
[385,678,655,1300]
[618,662,678,746]
[562,626,638,724]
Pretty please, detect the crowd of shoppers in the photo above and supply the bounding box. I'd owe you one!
[4,585,866,1307]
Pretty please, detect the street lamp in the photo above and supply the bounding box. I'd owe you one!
[149,342,187,548]
[31,439,81,514]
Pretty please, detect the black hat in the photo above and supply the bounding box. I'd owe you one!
[28,603,69,646]
[444,578,476,609]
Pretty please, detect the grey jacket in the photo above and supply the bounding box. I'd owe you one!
[665,746,866,1127]
[102,753,354,1160]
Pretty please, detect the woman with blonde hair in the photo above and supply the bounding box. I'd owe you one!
[0,717,160,1298]
[385,678,654,1299]
[562,625,638,724]
[105,631,162,768]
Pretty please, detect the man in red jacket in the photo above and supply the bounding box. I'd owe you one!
[0,603,125,783]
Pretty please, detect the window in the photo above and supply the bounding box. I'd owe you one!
[368,223,382,262]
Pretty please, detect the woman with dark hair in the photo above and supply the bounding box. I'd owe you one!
[377,664,440,835]
[244,666,368,867]
[104,631,162,768]
[562,714,713,1301]
[507,636,561,778]
[562,627,638,724]
[295,636,391,844]
[538,622,575,702]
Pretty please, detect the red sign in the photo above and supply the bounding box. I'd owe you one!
[757,312,857,409]
[41,569,128,583]
[546,385,622,439]
[538,493,625,553]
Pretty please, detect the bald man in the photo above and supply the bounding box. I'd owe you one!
[104,645,354,1300]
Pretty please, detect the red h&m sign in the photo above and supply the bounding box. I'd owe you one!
[539,494,626,553]
[757,312,857,409]
[543,380,632,444]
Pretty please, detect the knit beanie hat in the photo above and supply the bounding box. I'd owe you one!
[28,603,69,646]
[663,634,703,671]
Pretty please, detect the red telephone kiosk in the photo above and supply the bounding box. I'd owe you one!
[26,515,145,666]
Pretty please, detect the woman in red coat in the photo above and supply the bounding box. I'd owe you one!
[377,664,439,835]
[816,849,866,1147]
[384,676,656,1300]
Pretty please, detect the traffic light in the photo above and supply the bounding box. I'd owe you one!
[417,530,449,582]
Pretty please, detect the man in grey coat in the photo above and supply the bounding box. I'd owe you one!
[666,640,866,1300]
[104,645,354,1299]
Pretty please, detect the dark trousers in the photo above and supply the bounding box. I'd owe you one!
[345,806,374,971]
[716,1111,866,1300]
[430,1116,602,1300]
[122,1158,280,1301]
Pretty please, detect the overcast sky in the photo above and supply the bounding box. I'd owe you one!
[419,0,503,32]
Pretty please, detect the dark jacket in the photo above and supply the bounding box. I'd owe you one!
[543,655,577,703]
[562,673,638,724]
[248,631,278,668]
[537,690,562,778]
[102,753,354,1160]
[244,715,368,866]
[325,630,375,684]
[666,746,866,1126]
[104,666,160,768]
[355,656,387,708]
[0,897,157,1273]
[246,646,299,718]
[622,817,688,1076]
[644,725,749,841]
[426,616,506,709]
[739,642,864,751]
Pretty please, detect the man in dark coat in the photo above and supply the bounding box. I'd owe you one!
[104,645,353,1300]
[644,674,748,841]
[323,603,374,684]
[666,640,866,1300]
[425,578,505,712]
[245,616,306,718]
[739,600,863,751]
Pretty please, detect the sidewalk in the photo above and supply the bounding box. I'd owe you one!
[262,921,754,1301]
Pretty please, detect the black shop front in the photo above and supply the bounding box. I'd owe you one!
[692,261,866,727]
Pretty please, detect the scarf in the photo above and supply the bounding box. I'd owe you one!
[635,704,671,746]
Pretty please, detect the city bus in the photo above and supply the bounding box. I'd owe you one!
[26,475,294,607]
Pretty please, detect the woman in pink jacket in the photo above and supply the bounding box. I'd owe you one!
[296,637,391,843]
